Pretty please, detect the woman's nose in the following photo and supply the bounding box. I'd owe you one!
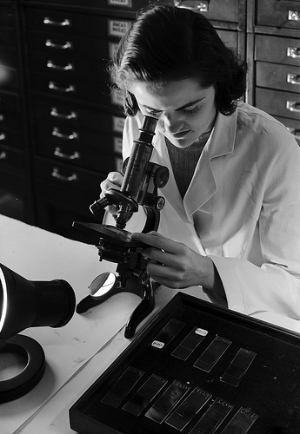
[160,112,183,134]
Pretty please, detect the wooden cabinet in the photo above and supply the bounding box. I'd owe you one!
[1,0,298,241]
[247,0,300,144]
[22,2,132,240]
[0,1,34,223]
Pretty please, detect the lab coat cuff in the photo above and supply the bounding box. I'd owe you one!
[208,255,245,314]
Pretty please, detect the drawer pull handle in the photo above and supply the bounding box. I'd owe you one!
[52,167,78,182]
[288,10,300,21]
[43,17,71,27]
[286,101,300,113]
[0,133,6,141]
[47,60,74,71]
[52,127,78,140]
[0,151,7,160]
[287,73,300,85]
[49,81,75,93]
[287,128,300,140]
[54,147,80,160]
[51,107,77,120]
[287,47,300,59]
[45,40,73,50]
[174,0,209,12]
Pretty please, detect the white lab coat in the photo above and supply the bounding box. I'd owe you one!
[122,102,300,327]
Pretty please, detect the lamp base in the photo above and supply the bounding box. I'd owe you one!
[0,334,45,403]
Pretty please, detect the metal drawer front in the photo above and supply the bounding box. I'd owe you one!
[28,52,108,83]
[22,0,162,10]
[255,34,300,66]
[0,146,24,170]
[25,8,132,40]
[32,97,124,132]
[36,121,120,152]
[257,1,300,30]
[0,26,16,48]
[0,126,23,150]
[27,32,115,62]
[30,73,112,106]
[255,88,300,121]
[256,62,300,94]
[174,0,239,23]
[0,111,22,131]
[38,139,121,172]
[0,91,21,114]
[33,158,103,193]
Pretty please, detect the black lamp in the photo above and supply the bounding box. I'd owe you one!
[0,263,76,403]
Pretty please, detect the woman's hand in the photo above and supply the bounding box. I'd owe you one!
[100,171,124,214]
[131,231,225,297]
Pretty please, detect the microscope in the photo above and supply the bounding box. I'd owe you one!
[73,116,169,338]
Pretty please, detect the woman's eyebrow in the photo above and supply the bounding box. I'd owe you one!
[143,97,205,112]
[176,97,205,110]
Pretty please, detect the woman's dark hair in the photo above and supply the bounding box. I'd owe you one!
[109,5,247,116]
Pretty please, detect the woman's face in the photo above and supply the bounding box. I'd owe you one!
[130,78,216,149]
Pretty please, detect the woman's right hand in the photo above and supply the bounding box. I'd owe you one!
[100,171,124,214]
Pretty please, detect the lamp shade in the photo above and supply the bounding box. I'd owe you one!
[0,263,76,340]
[0,263,76,403]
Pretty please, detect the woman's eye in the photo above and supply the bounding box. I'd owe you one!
[182,106,199,116]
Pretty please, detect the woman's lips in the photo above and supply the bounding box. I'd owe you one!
[172,130,190,139]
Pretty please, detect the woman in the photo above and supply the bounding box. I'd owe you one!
[99,5,300,326]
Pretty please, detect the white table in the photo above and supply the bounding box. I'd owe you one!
[0,215,299,434]
[0,216,209,434]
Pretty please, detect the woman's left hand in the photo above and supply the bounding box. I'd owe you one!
[131,231,219,291]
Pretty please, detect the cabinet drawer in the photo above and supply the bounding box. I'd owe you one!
[28,52,108,83]
[255,88,300,121]
[32,96,124,132]
[217,29,238,50]
[27,31,116,62]
[0,126,23,150]
[30,73,112,107]
[34,122,122,166]
[37,137,122,173]
[0,91,21,113]
[255,35,300,66]
[0,146,25,170]
[22,0,168,11]
[0,110,22,131]
[25,7,133,40]
[256,62,300,94]
[0,26,16,48]
[174,0,240,23]
[33,156,105,242]
[0,6,15,28]
[98,0,169,11]
[256,1,300,30]
[33,157,104,194]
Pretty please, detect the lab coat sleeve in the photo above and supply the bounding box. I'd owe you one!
[209,139,300,321]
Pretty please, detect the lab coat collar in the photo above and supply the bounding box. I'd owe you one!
[160,109,237,221]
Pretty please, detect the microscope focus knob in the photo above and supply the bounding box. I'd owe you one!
[154,166,169,188]
[153,196,165,211]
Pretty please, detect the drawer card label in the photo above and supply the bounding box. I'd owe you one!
[108,20,132,37]
[108,0,132,7]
